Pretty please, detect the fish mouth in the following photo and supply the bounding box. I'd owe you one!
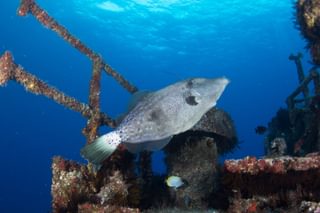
[215,77,230,86]
[209,77,230,101]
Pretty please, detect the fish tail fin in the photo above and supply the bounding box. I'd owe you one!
[80,131,121,165]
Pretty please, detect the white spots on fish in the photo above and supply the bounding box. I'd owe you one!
[104,131,122,146]
[81,77,230,164]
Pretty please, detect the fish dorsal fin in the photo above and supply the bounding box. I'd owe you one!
[127,90,152,112]
[115,90,152,125]
[123,137,172,154]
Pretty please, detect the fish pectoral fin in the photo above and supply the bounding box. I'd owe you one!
[123,137,172,153]
[144,137,172,151]
[115,91,152,125]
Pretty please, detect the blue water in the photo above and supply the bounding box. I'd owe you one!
[0,0,311,212]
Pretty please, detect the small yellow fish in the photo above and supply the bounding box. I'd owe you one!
[165,176,184,189]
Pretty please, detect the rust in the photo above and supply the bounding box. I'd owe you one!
[84,58,103,143]
[224,153,320,175]
[0,51,14,85]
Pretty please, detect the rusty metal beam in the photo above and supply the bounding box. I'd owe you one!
[0,51,116,130]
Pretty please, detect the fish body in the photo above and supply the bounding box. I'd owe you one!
[255,125,267,135]
[166,176,184,189]
[81,77,229,164]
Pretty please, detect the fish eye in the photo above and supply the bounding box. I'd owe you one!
[185,95,198,106]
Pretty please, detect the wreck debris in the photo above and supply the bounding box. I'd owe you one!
[136,151,154,210]
[286,68,320,112]
[299,201,320,213]
[267,137,287,157]
[191,108,238,154]
[157,108,237,209]
[78,204,140,213]
[228,197,320,213]
[264,55,320,157]
[223,153,320,211]
[51,156,139,212]
[96,171,129,206]
[287,67,320,109]
[51,156,96,212]
[250,53,320,212]
[83,58,103,143]
[224,152,320,175]
[289,53,309,102]
[165,136,219,209]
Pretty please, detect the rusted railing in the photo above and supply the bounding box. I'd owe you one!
[0,0,138,144]
[286,53,320,111]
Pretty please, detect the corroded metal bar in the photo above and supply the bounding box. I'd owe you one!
[17,0,138,94]
[0,51,116,128]
[286,71,314,110]
[0,51,14,85]
[103,63,138,94]
[224,153,320,175]
[84,58,104,143]
[289,53,309,101]
[286,68,320,111]
[223,153,320,200]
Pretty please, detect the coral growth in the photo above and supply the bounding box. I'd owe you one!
[96,171,129,206]
[267,61,320,156]
[51,156,138,212]
[300,201,320,213]
[223,153,320,198]
[224,152,320,175]
[0,51,13,85]
[228,197,320,213]
[267,137,287,157]
[296,0,320,64]
[223,153,320,212]
[78,204,140,213]
[52,157,96,212]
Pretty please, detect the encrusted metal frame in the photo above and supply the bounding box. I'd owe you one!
[0,0,138,144]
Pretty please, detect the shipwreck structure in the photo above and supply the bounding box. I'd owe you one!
[1,0,320,212]
[1,0,238,212]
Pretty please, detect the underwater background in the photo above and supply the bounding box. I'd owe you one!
[0,0,313,212]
